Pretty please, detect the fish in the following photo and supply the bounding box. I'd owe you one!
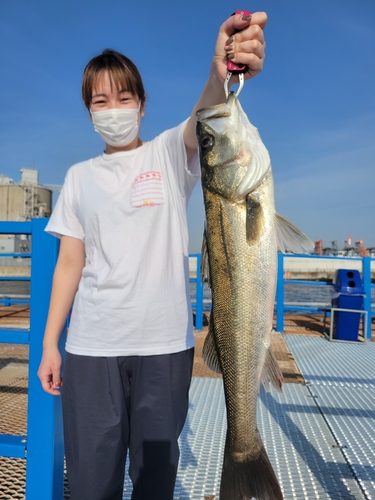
[196,92,314,500]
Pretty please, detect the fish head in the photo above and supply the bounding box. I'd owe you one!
[196,92,271,201]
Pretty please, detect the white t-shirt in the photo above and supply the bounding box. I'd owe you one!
[45,120,200,356]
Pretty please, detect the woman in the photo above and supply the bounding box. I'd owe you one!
[38,11,267,500]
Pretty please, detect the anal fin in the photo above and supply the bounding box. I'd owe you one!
[260,343,283,393]
[202,316,222,374]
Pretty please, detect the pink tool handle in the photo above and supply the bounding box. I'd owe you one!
[227,9,252,72]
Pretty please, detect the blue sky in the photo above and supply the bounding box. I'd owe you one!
[1,0,374,252]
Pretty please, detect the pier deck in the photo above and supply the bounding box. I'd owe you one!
[1,306,375,499]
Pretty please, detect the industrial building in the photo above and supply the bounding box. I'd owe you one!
[0,169,59,256]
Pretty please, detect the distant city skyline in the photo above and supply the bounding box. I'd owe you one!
[1,0,374,251]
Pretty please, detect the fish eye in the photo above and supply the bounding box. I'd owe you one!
[201,135,214,149]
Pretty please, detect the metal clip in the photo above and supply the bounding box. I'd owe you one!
[224,71,245,100]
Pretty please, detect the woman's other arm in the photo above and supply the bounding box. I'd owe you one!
[37,235,85,395]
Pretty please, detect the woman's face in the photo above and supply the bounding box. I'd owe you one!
[89,70,146,152]
[90,70,144,115]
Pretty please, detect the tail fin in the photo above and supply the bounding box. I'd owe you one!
[220,434,283,500]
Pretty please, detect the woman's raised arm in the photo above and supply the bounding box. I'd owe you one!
[184,11,267,161]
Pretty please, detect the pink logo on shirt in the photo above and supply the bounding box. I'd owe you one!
[131,171,165,208]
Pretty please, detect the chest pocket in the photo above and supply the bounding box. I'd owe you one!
[131,171,165,208]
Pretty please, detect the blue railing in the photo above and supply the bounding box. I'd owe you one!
[189,253,204,330]
[189,252,374,338]
[0,253,31,306]
[276,253,374,338]
[0,219,66,500]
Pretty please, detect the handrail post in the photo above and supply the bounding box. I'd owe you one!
[362,256,372,340]
[25,218,66,500]
[195,254,204,331]
[276,252,284,332]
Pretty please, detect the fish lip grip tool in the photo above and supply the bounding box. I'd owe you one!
[224,9,252,99]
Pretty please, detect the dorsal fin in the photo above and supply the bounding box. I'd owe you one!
[275,213,314,254]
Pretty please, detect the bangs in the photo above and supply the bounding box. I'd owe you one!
[92,67,138,96]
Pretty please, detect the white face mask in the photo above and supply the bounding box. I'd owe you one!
[91,105,141,147]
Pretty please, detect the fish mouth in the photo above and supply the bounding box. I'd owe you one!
[196,105,231,120]
[196,95,239,140]
[196,92,237,123]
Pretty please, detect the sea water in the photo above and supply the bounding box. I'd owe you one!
[1,281,374,313]
[190,282,375,313]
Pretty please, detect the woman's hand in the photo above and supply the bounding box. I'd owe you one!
[211,11,267,85]
[37,346,63,396]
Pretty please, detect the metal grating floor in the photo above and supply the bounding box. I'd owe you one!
[283,335,375,388]
[2,337,374,499]
[0,458,26,499]
[284,335,375,500]
[122,377,365,499]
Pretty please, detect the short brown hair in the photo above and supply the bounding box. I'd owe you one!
[82,49,146,110]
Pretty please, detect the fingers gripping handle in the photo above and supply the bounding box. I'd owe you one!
[225,9,252,99]
[227,10,252,72]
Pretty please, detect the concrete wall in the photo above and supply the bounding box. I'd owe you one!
[283,257,375,280]
[189,255,375,280]
[2,255,374,280]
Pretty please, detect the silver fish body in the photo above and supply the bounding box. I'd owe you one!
[196,93,313,500]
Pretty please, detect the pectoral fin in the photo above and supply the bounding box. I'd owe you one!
[275,213,314,254]
[246,195,264,246]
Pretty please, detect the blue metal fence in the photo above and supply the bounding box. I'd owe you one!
[189,253,204,331]
[0,219,66,500]
[276,253,374,338]
[190,252,374,339]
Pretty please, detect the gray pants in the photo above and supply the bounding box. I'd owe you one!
[62,348,194,500]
